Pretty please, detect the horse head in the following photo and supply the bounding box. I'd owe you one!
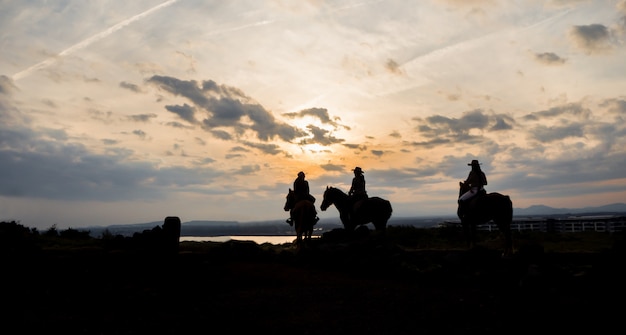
[321,186,350,212]
[459,181,470,198]
[320,186,332,211]
[284,188,295,212]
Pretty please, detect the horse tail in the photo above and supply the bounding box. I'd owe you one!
[504,195,513,221]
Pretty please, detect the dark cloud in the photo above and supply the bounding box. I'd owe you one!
[569,24,611,53]
[194,157,215,165]
[491,115,514,130]
[165,121,192,129]
[385,58,403,75]
[234,164,261,175]
[343,143,367,151]
[147,75,305,142]
[300,125,345,146]
[119,81,142,93]
[229,146,249,153]
[406,138,452,148]
[528,123,584,142]
[496,148,626,196]
[534,52,566,65]
[242,141,282,155]
[132,129,147,139]
[522,103,590,121]
[371,150,384,157]
[88,109,114,124]
[127,113,157,122]
[0,125,221,201]
[102,139,118,145]
[320,163,345,172]
[599,98,626,116]
[283,107,346,129]
[413,109,511,144]
[210,129,232,140]
[165,104,197,124]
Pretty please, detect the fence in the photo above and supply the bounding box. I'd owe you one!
[440,215,626,233]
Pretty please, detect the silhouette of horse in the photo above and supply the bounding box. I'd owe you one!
[284,189,316,246]
[458,181,513,256]
[320,186,392,232]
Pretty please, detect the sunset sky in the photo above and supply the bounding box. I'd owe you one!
[1,0,625,230]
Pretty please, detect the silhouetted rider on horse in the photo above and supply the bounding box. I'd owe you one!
[347,166,368,220]
[458,159,488,218]
[287,171,318,226]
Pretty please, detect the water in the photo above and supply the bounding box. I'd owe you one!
[180,235,319,245]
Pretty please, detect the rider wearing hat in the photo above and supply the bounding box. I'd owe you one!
[287,171,318,226]
[293,171,312,203]
[459,159,488,203]
[349,166,368,202]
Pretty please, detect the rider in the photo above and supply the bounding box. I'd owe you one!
[348,167,368,215]
[287,171,319,226]
[458,159,488,214]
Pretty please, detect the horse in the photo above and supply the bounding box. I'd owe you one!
[458,181,513,256]
[284,189,316,246]
[320,186,392,232]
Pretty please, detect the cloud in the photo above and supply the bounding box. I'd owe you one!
[234,164,261,175]
[119,81,143,93]
[528,123,584,142]
[11,0,181,81]
[522,103,590,121]
[569,24,611,53]
[343,143,368,151]
[0,124,222,201]
[415,109,511,140]
[165,121,192,129]
[132,129,147,139]
[242,141,282,155]
[599,98,626,117]
[0,75,17,95]
[300,125,345,146]
[385,58,404,75]
[147,75,306,142]
[165,104,197,124]
[533,52,566,65]
[127,113,157,122]
[283,107,346,129]
[320,163,346,172]
[210,129,232,140]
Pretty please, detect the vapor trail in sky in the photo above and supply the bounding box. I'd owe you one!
[11,0,180,81]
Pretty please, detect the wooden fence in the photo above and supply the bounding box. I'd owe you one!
[439,215,626,233]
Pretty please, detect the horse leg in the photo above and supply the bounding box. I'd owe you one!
[462,222,476,249]
[496,221,513,257]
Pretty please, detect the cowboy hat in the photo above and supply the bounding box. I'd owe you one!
[468,160,481,166]
[352,166,364,173]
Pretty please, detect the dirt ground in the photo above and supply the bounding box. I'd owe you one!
[4,234,625,335]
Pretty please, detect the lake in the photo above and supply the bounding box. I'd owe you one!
[180,235,320,245]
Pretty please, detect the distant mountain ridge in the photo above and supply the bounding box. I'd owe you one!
[83,203,626,237]
[513,202,626,216]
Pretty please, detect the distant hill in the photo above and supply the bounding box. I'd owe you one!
[513,202,626,216]
[83,203,626,237]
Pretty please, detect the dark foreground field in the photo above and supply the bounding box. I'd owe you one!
[3,225,626,335]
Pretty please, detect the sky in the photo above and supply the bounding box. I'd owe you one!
[1,0,626,230]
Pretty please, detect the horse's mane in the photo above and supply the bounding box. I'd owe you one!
[327,186,347,195]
